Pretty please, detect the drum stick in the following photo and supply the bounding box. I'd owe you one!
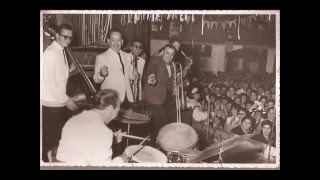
[119,134,150,141]
[131,136,149,157]
[128,136,150,159]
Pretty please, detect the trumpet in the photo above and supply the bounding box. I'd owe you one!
[172,62,186,123]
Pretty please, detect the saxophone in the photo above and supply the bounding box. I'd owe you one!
[131,55,139,105]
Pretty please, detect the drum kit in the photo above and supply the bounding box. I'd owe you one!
[113,109,276,164]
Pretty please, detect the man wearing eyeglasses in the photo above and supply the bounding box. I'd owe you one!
[128,39,145,102]
[41,24,78,162]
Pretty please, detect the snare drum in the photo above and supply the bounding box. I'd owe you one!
[124,145,167,163]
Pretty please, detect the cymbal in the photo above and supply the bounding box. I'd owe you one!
[114,116,151,125]
[187,134,253,163]
[118,109,150,121]
[219,139,267,163]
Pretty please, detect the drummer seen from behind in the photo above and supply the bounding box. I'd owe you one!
[56,89,126,165]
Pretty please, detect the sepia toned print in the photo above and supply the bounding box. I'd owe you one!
[40,10,279,170]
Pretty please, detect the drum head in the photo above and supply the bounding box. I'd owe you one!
[157,122,198,152]
[125,145,167,163]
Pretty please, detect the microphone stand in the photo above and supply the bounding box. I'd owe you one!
[218,146,224,165]
[206,95,211,139]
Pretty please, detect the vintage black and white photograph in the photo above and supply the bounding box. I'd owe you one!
[40,10,279,169]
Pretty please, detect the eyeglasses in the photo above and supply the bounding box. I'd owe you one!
[133,45,143,50]
[59,33,73,41]
[238,113,245,116]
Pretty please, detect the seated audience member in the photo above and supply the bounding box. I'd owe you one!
[246,88,252,97]
[186,87,202,109]
[253,110,264,133]
[245,100,254,114]
[266,99,275,111]
[234,96,242,106]
[227,85,236,100]
[257,96,267,111]
[231,115,255,135]
[251,120,276,147]
[225,104,239,130]
[228,106,248,130]
[221,84,228,95]
[240,93,248,107]
[266,107,276,122]
[56,89,125,165]
[264,89,272,99]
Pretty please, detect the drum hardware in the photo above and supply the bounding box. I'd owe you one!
[115,109,151,147]
[167,148,201,163]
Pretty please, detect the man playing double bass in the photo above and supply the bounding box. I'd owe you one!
[41,24,78,162]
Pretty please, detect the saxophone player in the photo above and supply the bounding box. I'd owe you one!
[129,39,145,103]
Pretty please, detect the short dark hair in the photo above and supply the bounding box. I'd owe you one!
[107,28,123,39]
[266,99,275,104]
[93,89,119,110]
[238,107,249,116]
[130,39,143,47]
[259,96,268,101]
[241,115,255,127]
[261,120,273,128]
[245,101,254,106]
[251,90,258,95]
[57,23,73,34]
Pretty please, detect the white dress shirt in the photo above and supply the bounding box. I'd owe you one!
[41,41,69,107]
[56,110,113,165]
[166,64,172,77]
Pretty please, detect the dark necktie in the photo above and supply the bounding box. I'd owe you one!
[117,52,125,75]
[62,49,69,67]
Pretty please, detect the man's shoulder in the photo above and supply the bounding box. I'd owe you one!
[44,43,58,54]
[96,48,111,58]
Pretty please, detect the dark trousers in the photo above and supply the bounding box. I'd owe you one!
[148,103,169,147]
[42,106,67,162]
[164,95,177,124]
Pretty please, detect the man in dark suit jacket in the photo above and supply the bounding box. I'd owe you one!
[143,44,177,146]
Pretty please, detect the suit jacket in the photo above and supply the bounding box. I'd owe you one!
[143,55,173,105]
[93,48,133,102]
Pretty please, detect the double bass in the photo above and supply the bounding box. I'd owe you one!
[43,24,96,110]
[65,47,96,109]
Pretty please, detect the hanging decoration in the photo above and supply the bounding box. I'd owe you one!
[201,14,204,35]
[170,20,180,38]
[238,15,240,40]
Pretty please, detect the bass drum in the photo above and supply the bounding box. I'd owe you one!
[157,122,198,152]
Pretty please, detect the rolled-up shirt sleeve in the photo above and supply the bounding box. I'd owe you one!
[93,55,105,84]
